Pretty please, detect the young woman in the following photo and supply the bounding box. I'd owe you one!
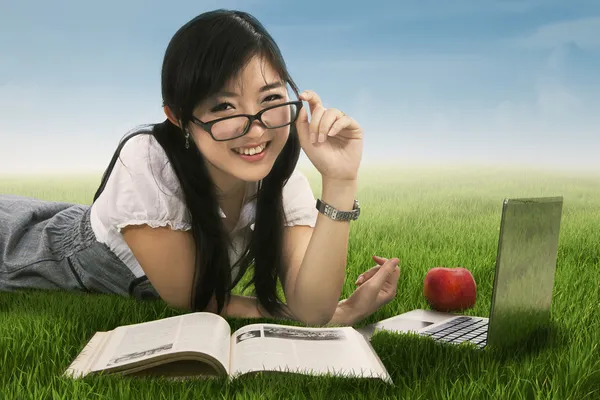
[0,9,400,326]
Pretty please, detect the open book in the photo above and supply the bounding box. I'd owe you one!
[64,312,392,383]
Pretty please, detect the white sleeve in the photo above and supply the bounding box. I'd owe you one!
[98,134,192,232]
[282,169,318,227]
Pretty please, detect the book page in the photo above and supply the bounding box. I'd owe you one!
[64,331,112,378]
[90,312,231,375]
[229,324,391,382]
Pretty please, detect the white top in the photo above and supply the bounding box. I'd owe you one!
[90,134,318,281]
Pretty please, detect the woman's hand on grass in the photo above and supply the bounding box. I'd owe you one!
[329,256,400,326]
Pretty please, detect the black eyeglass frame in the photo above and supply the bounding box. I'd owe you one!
[190,100,304,142]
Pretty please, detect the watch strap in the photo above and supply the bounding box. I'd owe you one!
[315,199,360,221]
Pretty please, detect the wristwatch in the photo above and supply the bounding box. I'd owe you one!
[316,199,360,221]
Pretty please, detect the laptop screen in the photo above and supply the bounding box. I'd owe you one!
[487,197,563,349]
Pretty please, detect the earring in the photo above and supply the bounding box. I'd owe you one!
[184,130,190,149]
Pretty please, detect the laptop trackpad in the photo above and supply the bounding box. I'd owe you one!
[375,319,434,333]
[357,319,434,339]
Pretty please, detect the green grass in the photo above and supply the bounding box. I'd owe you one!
[1,165,599,399]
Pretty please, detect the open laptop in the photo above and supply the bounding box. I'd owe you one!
[358,196,563,350]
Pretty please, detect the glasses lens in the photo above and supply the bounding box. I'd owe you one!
[211,117,251,140]
[262,103,298,128]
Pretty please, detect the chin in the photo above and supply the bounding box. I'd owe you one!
[232,160,276,182]
[234,170,271,183]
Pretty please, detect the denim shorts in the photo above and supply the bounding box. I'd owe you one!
[0,194,159,301]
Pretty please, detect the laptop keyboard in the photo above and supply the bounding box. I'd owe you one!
[420,316,488,348]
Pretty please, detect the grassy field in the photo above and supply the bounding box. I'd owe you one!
[1,165,599,399]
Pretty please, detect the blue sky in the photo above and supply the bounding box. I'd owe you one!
[1,0,599,173]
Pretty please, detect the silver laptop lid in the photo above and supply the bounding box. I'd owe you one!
[487,196,563,349]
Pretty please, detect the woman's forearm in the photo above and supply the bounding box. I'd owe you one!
[288,178,358,325]
[221,295,294,320]
[221,295,263,318]
[222,178,358,326]
[221,295,352,326]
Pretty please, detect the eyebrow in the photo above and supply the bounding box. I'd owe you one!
[214,81,284,98]
[259,81,284,92]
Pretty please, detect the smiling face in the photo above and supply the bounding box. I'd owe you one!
[187,55,294,192]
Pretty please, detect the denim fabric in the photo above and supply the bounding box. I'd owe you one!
[0,194,159,301]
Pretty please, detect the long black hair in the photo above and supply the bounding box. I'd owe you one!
[93,9,301,316]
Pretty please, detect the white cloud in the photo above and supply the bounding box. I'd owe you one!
[0,83,164,174]
[312,54,494,72]
[513,16,600,49]
[536,82,582,118]
[373,0,552,22]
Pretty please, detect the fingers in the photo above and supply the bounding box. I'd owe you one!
[355,256,390,285]
[295,105,310,144]
[309,107,327,143]
[316,109,345,143]
[299,90,324,114]
[299,90,348,144]
[355,266,380,285]
[327,115,357,139]
[372,255,388,265]
[301,90,326,143]
[380,266,401,303]
[370,258,400,287]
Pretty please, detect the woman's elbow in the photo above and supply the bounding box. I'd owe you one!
[290,302,337,326]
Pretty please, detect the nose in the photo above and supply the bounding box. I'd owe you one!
[244,118,267,140]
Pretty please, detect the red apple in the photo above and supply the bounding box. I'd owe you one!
[423,267,477,312]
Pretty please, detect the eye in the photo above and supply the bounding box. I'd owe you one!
[210,102,234,113]
[263,94,283,102]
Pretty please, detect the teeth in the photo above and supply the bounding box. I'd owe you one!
[234,143,267,155]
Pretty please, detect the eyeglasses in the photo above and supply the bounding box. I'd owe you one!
[190,100,303,141]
